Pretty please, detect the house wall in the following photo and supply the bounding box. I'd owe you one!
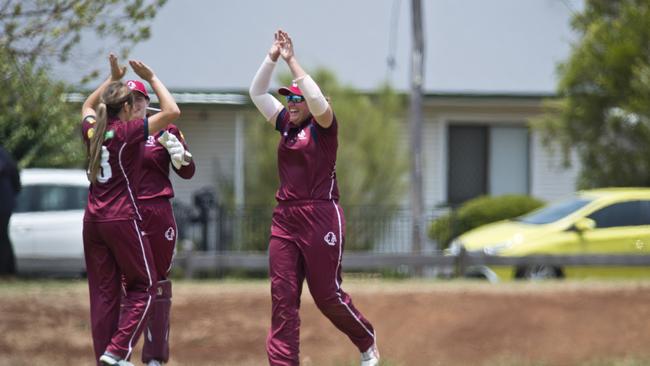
[169,95,580,209]
[421,97,579,206]
[168,106,245,205]
[529,131,580,202]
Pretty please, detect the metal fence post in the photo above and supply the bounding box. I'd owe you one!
[179,250,195,279]
[456,245,467,278]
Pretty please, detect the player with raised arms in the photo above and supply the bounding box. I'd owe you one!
[249,30,380,366]
[81,54,180,366]
[123,77,195,366]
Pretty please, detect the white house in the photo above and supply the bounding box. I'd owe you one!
[421,93,579,207]
[166,91,579,210]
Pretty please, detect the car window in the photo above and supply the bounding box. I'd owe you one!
[14,184,87,213]
[516,198,592,225]
[642,201,650,225]
[587,200,650,228]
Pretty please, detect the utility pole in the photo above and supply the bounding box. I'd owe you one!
[410,0,425,254]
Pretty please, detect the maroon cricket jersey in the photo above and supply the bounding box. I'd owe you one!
[138,124,195,200]
[274,108,339,202]
[81,116,148,222]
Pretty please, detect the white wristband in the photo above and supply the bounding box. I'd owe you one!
[296,75,329,116]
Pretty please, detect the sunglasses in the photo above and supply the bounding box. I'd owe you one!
[285,95,305,103]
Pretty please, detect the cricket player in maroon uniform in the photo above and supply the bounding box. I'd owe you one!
[81,54,180,366]
[249,30,380,366]
[125,80,195,366]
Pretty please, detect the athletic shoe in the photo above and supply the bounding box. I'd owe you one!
[99,353,135,366]
[360,343,380,366]
[147,360,163,366]
[99,353,120,366]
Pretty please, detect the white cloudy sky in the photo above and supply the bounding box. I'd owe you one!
[53,0,584,93]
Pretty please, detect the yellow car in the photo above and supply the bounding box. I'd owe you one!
[448,188,650,281]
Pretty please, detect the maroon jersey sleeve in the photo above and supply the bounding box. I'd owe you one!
[275,108,290,133]
[167,125,196,179]
[314,113,338,136]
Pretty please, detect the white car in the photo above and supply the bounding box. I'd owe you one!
[10,168,88,275]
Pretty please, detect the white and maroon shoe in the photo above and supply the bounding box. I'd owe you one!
[360,343,380,366]
[99,353,134,366]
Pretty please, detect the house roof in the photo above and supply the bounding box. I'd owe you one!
[66,90,558,107]
[66,92,248,105]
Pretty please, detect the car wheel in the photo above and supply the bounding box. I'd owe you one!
[516,265,564,280]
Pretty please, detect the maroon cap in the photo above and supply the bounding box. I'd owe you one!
[126,80,150,100]
[278,83,303,96]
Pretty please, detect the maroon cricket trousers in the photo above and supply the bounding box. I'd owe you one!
[266,200,376,366]
[83,219,157,365]
[138,198,177,364]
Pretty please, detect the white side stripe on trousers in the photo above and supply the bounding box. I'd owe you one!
[331,201,375,340]
[125,220,153,359]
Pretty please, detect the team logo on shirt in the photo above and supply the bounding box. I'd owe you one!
[165,227,175,241]
[284,128,308,146]
[324,231,337,246]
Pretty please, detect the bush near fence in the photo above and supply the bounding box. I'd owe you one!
[428,195,545,249]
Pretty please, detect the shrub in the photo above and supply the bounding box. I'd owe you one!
[429,195,545,249]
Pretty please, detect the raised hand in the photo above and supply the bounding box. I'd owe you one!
[129,60,155,82]
[109,53,126,81]
[278,30,294,62]
[268,31,282,62]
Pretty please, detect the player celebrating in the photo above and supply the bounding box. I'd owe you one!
[81,54,180,366]
[124,78,195,366]
[249,30,380,366]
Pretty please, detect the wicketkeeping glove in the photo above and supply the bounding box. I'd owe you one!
[158,131,186,169]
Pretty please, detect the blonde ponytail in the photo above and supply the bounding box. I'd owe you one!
[86,81,133,184]
[87,103,108,184]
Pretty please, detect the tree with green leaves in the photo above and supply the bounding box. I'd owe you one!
[1,0,166,80]
[534,0,650,188]
[0,48,83,167]
[0,0,167,167]
[241,69,408,251]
